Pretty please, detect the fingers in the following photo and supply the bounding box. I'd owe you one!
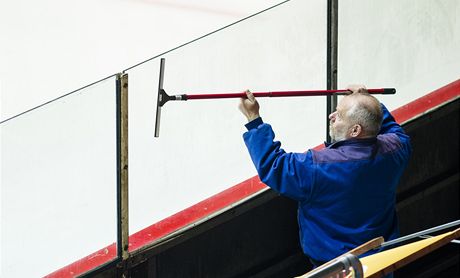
[244,89,256,102]
[239,90,251,115]
[238,98,245,112]
[346,84,368,94]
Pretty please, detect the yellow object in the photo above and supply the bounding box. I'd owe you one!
[361,228,460,278]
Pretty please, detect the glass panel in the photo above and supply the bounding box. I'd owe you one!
[126,0,327,247]
[0,77,117,277]
[338,0,460,109]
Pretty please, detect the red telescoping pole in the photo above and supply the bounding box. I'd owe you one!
[185,88,394,100]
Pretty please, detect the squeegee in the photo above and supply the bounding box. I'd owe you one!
[154,58,396,137]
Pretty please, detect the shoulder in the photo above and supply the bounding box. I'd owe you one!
[376,133,410,154]
[310,148,349,164]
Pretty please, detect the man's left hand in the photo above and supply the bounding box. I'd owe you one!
[239,90,260,122]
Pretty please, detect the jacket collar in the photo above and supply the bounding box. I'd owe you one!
[324,137,377,149]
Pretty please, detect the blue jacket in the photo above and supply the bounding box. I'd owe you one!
[243,104,411,262]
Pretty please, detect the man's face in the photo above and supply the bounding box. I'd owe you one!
[329,98,352,143]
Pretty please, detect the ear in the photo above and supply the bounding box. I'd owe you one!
[350,124,362,138]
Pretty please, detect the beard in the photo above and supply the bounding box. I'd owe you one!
[330,124,348,143]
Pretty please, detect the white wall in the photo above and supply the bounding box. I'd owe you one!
[338,0,460,110]
[1,0,459,277]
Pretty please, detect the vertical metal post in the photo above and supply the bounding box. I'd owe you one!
[116,73,129,260]
[326,0,338,143]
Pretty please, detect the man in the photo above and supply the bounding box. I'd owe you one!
[239,85,411,266]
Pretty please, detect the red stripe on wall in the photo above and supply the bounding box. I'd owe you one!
[46,79,460,278]
[391,79,460,124]
[128,176,266,251]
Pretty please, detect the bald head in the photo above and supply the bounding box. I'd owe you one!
[343,92,383,137]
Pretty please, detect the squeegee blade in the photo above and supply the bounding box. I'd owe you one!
[154,58,165,138]
[154,104,161,138]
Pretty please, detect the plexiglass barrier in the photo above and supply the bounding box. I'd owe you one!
[338,0,460,110]
[2,0,332,274]
[125,0,327,247]
[0,77,117,277]
[2,0,458,275]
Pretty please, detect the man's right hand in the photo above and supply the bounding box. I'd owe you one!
[239,90,260,122]
[346,84,368,94]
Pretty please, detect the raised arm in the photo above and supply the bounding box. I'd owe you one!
[379,103,405,135]
[239,91,314,202]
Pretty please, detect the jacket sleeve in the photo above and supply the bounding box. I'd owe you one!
[379,103,412,161]
[243,120,314,202]
[380,103,405,135]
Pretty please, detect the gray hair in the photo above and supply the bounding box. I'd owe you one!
[345,93,383,137]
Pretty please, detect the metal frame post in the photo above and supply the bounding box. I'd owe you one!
[326,0,338,143]
[116,73,129,260]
